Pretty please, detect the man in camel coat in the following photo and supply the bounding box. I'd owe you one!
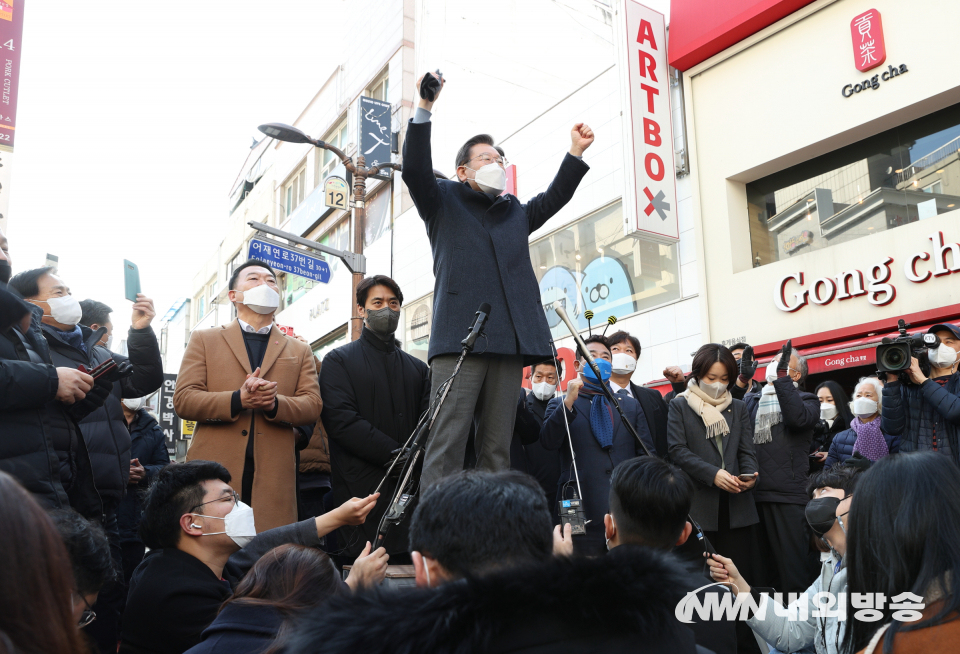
[174,260,322,531]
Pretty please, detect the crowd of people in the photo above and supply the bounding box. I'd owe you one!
[2,71,960,654]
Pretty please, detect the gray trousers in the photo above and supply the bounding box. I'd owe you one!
[420,353,523,490]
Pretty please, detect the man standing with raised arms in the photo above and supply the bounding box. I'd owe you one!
[402,73,594,489]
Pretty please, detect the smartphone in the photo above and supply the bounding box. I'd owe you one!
[123,259,141,302]
[738,473,757,482]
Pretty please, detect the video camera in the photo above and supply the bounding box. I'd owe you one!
[876,319,939,380]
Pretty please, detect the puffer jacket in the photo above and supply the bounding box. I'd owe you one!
[881,377,960,465]
[299,419,331,474]
[0,302,102,520]
[743,375,821,504]
[118,410,170,544]
[42,322,163,505]
[824,425,900,468]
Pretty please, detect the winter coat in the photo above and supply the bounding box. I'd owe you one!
[118,410,170,544]
[510,390,561,501]
[812,415,848,454]
[401,118,589,365]
[630,381,671,457]
[285,546,700,654]
[856,605,960,653]
[184,603,283,654]
[318,327,430,557]
[666,394,760,531]
[175,321,323,532]
[122,518,326,654]
[42,321,163,506]
[0,301,101,520]
[824,425,899,468]
[743,376,821,504]
[881,377,960,465]
[747,550,847,654]
[540,390,655,555]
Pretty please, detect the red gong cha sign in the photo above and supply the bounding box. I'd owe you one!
[851,9,886,72]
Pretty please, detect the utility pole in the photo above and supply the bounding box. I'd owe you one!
[258,122,401,341]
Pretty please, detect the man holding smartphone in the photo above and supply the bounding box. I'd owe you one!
[402,72,594,489]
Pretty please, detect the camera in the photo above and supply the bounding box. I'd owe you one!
[876,319,939,376]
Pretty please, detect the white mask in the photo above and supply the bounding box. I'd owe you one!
[820,403,838,420]
[194,500,257,548]
[929,343,959,368]
[122,397,145,411]
[102,334,113,350]
[468,162,506,195]
[35,295,83,326]
[852,397,878,418]
[611,353,637,375]
[238,284,280,315]
[532,381,555,402]
[698,379,727,400]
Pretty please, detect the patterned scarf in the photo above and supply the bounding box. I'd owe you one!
[754,382,781,444]
[580,378,615,450]
[851,417,888,461]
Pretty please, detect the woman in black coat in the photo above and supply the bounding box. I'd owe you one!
[667,344,760,573]
[185,544,346,654]
[810,380,853,470]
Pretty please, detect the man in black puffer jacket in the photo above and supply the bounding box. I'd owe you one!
[742,340,820,596]
[11,268,162,654]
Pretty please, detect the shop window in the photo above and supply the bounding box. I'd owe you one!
[402,294,432,363]
[312,326,349,362]
[364,182,392,248]
[530,201,680,339]
[746,103,960,267]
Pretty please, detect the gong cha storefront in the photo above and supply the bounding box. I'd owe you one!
[670,0,960,392]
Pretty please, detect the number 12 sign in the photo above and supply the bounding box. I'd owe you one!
[324,176,349,211]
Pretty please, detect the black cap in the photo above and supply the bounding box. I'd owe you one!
[928,323,960,340]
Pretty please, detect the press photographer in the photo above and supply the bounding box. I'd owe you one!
[881,323,960,464]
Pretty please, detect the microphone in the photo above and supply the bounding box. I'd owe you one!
[552,302,597,368]
[461,302,491,350]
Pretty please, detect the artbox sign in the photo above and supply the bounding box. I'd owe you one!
[775,232,960,312]
[615,0,678,245]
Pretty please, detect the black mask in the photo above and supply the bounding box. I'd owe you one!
[0,261,10,284]
[364,307,400,337]
[805,495,850,536]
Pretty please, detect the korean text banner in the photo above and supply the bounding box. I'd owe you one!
[248,238,331,284]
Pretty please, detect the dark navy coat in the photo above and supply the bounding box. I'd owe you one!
[824,425,899,468]
[401,119,589,364]
[118,410,170,544]
[540,389,654,555]
[184,603,282,654]
[881,377,960,465]
[510,389,561,500]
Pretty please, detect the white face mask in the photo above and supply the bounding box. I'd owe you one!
[929,343,959,369]
[820,403,838,421]
[193,500,257,548]
[35,295,83,326]
[238,284,280,315]
[852,397,878,418]
[468,162,506,195]
[102,334,113,350]
[611,352,637,375]
[698,379,727,400]
[122,397,145,411]
[531,381,555,401]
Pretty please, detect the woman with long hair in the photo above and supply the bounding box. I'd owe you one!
[185,544,346,654]
[842,452,960,653]
[811,380,854,468]
[667,343,760,575]
[0,471,88,654]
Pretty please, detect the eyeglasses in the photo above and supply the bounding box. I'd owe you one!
[190,490,239,513]
[469,153,508,168]
[76,593,96,628]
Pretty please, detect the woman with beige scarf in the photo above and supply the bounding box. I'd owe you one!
[667,344,761,574]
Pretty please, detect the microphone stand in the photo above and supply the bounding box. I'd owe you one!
[374,309,487,547]
[551,302,716,555]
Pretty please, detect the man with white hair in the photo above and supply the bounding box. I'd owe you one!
[742,339,821,595]
[824,377,899,467]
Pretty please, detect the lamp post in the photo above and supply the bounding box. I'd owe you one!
[258,122,401,341]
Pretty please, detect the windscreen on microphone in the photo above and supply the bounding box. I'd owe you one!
[479,302,491,315]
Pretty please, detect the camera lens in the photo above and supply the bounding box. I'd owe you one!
[880,346,906,370]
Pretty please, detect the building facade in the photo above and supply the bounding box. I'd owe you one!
[670,0,960,390]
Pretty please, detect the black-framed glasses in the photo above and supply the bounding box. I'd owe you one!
[76,593,96,628]
[190,490,239,513]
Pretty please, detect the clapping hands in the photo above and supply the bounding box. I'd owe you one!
[240,366,277,410]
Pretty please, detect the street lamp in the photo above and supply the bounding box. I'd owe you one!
[258,122,402,341]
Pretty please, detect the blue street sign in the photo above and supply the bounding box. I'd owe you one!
[248,238,331,284]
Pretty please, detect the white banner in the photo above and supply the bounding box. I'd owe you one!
[616,0,679,245]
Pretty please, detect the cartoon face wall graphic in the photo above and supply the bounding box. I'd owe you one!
[538,266,583,332]
[580,256,636,323]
